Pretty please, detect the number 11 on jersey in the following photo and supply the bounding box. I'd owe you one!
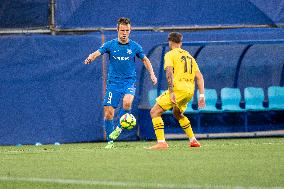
[181,55,192,74]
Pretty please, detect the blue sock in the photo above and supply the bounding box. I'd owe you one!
[105,119,114,141]
[117,108,130,128]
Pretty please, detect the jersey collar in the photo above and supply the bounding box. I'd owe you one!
[117,38,130,45]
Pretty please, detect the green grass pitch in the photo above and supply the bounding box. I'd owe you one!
[0,138,283,189]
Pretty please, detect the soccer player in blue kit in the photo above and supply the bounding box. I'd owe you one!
[84,17,157,148]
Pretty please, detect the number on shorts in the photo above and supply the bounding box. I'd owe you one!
[107,92,112,104]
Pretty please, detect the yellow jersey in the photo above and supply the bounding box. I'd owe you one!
[164,48,200,93]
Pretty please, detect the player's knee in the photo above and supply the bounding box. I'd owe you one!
[123,101,132,109]
[150,104,164,118]
[104,110,114,120]
[150,108,156,118]
[150,107,160,118]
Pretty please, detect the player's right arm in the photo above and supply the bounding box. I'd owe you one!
[84,50,101,64]
[84,41,111,64]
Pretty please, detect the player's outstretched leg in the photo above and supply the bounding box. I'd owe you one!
[109,108,130,141]
[179,117,201,147]
[146,117,169,150]
[109,127,122,140]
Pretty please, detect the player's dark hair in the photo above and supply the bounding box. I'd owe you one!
[168,32,183,43]
[117,17,131,27]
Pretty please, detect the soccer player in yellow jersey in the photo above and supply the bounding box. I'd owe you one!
[147,32,205,150]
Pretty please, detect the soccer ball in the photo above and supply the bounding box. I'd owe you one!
[120,113,136,130]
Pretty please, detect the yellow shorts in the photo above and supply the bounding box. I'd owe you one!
[156,90,193,113]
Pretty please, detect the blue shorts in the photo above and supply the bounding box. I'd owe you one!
[103,79,136,108]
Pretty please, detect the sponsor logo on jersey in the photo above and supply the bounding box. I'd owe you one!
[113,56,130,60]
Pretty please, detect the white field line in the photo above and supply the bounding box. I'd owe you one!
[0,176,283,189]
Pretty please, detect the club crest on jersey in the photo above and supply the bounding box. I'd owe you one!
[127,49,132,54]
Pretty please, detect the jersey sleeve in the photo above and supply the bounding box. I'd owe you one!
[193,58,200,73]
[164,52,173,70]
[98,41,111,55]
[136,44,145,59]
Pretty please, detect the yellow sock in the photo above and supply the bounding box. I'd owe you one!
[179,117,195,138]
[152,117,165,141]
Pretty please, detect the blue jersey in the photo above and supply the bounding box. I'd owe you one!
[98,38,145,81]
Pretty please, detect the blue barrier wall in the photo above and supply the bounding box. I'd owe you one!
[0,0,49,28]
[55,0,281,29]
[0,34,105,145]
[0,29,283,144]
[0,1,284,144]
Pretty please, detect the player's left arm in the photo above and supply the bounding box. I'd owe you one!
[142,56,157,85]
[165,66,176,105]
[195,71,205,108]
